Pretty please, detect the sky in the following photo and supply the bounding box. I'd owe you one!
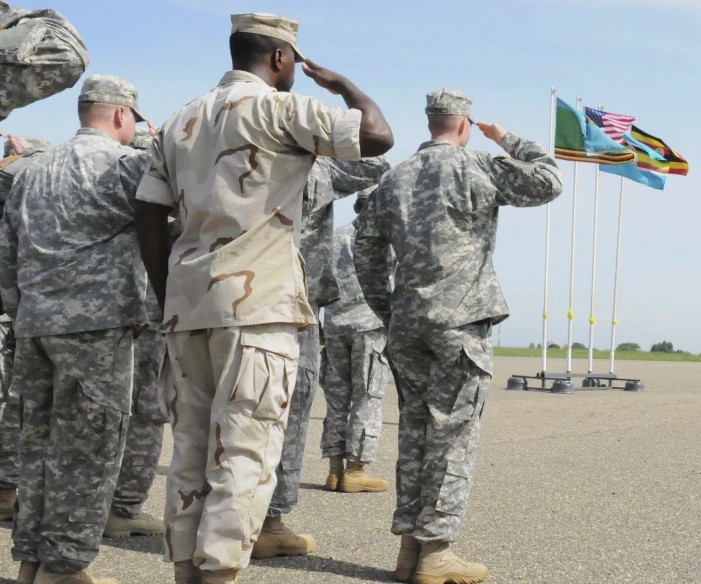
[3,0,700,353]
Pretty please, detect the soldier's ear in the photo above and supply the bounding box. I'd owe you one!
[271,48,283,73]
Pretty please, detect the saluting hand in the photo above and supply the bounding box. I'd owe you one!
[477,122,507,146]
[302,59,347,95]
[8,135,31,155]
[147,121,158,137]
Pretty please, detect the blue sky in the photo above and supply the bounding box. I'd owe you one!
[4,0,699,353]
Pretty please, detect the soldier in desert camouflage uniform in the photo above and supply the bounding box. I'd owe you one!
[0,75,150,584]
[0,2,89,121]
[354,89,563,584]
[320,186,391,494]
[0,135,50,523]
[134,12,392,584]
[253,156,390,560]
[104,128,167,540]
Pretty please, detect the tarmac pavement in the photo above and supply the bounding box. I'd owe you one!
[1,356,700,583]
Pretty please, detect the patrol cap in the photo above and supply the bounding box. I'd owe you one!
[356,185,376,200]
[78,74,148,123]
[425,89,472,118]
[4,137,51,157]
[129,128,153,151]
[231,13,305,63]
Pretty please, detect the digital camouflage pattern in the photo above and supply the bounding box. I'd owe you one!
[0,320,18,489]
[425,89,472,117]
[0,137,49,209]
[321,328,389,463]
[354,131,563,329]
[3,136,51,157]
[135,69,362,333]
[0,128,149,337]
[79,74,147,122]
[354,128,562,542]
[303,156,390,307]
[163,324,298,571]
[11,327,133,573]
[129,127,153,151]
[0,2,89,121]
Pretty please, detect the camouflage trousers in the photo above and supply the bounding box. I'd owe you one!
[163,324,298,572]
[388,320,492,543]
[11,328,134,574]
[267,304,319,519]
[0,319,19,489]
[321,328,389,463]
[111,328,167,518]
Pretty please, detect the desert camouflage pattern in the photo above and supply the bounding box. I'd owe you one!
[0,128,149,337]
[389,322,491,542]
[324,223,384,337]
[135,69,362,333]
[425,88,472,117]
[354,131,563,329]
[0,320,18,489]
[162,324,298,571]
[303,156,390,307]
[11,327,133,573]
[111,328,167,518]
[321,328,389,463]
[231,13,305,62]
[0,3,89,121]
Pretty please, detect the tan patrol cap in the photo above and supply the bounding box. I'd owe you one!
[231,13,305,63]
[78,74,149,124]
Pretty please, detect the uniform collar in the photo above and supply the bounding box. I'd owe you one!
[76,128,114,140]
[219,70,270,87]
[418,139,459,152]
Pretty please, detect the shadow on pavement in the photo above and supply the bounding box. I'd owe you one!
[310,416,398,427]
[253,555,393,582]
[299,482,327,492]
[100,534,164,556]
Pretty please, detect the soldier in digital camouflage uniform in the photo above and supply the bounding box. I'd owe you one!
[0,136,50,523]
[134,12,392,584]
[354,89,563,584]
[104,128,167,540]
[0,74,151,584]
[320,186,391,494]
[0,2,89,121]
[253,156,390,560]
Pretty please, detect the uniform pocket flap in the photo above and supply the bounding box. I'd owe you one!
[462,339,493,377]
[0,21,47,63]
[445,459,470,479]
[69,508,102,524]
[241,326,299,360]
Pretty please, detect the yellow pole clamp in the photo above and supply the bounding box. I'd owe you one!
[612,320,618,325]
[589,317,596,325]
[567,310,574,320]
[543,313,549,319]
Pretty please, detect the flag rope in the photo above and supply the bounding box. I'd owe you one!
[609,178,625,374]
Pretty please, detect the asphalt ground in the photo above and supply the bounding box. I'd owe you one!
[1,356,700,583]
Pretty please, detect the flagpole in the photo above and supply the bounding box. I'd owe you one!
[609,177,625,374]
[542,87,557,375]
[587,125,602,373]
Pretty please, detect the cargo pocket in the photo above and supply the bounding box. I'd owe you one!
[367,351,389,399]
[435,459,471,516]
[0,21,47,64]
[70,384,126,461]
[450,332,493,420]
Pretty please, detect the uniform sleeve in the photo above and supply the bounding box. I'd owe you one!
[0,181,22,319]
[475,132,563,209]
[135,130,176,208]
[274,93,362,161]
[353,190,392,326]
[119,151,148,209]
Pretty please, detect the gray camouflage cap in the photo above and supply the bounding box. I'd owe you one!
[425,89,472,117]
[4,136,51,157]
[129,128,153,150]
[231,13,305,63]
[78,74,148,123]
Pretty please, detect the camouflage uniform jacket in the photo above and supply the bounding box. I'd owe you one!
[324,223,385,338]
[135,70,362,333]
[302,156,390,308]
[354,132,563,330]
[0,128,149,337]
[0,2,89,121]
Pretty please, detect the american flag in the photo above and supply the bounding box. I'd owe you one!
[585,107,636,144]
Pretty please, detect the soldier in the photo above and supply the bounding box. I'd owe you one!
[254,156,390,560]
[0,2,89,121]
[320,187,391,494]
[0,135,50,523]
[0,75,150,584]
[104,128,167,539]
[134,12,393,584]
[354,89,563,584]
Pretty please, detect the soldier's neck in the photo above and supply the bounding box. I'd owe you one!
[429,133,461,147]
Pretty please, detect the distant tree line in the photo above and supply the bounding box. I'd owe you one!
[525,340,690,354]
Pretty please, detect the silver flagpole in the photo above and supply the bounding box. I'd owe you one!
[542,87,557,374]
[609,177,625,373]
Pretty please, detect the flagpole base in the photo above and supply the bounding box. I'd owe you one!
[506,376,527,391]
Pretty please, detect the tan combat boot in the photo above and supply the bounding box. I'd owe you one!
[174,560,202,584]
[104,510,164,538]
[33,564,121,583]
[0,487,17,521]
[394,535,421,582]
[16,561,40,584]
[325,455,345,491]
[251,515,316,559]
[414,542,489,584]
[201,569,239,584]
[340,461,389,493]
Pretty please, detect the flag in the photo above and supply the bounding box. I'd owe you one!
[629,126,689,176]
[600,134,668,190]
[555,99,635,165]
[584,107,636,144]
